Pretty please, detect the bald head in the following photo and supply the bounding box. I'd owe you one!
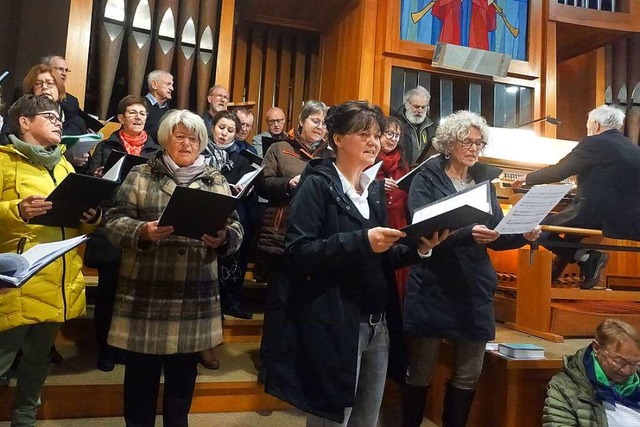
[265,107,286,135]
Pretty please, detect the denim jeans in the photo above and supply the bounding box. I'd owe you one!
[0,322,61,427]
[405,335,486,390]
[306,320,390,427]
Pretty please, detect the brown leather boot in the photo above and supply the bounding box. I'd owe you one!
[199,347,220,370]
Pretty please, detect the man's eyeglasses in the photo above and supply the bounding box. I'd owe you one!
[35,112,62,126]
[52,66,71,74]
[384,131,401,140]
[33,80,56,89]
[210,92,229,100]
[596,342,640,371]
[459,139,487,150]
[267,119,285,125]
[309,118,326,129]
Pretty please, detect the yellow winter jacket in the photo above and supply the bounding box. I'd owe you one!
[0,144,93,332]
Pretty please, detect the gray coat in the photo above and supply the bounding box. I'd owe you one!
[105,155,243,354]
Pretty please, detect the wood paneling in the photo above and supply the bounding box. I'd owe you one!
[231,23,320,135]
[66,0,93,107]
[214,0,236,90]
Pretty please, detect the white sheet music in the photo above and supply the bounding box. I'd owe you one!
[412,182,491,224]
[494,184,573,234]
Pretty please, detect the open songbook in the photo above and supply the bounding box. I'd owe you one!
[234,165,265,197]
[102,150,148,183]
[61,133,104,158]
[398,180,493,244]
[396,157,430,192]
[29,173,119,228]
[0,235,88,288]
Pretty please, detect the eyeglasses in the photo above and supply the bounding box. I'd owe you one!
[267,118,285,125]
[124,109,147,118]
[384,131,401,140]
[309,118,327,129]
[33,80,56,89]
[172,134,200,145]
[596,342,640,371]
[239,123,252,129]
[35,112,62,126]
[52,66,71,74]
[459,139,487,150]
[210,92,229,100]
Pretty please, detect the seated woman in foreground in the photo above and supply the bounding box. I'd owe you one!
[544,318,640,427]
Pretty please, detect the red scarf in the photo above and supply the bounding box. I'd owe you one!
[119,129,148,156]
[377,149,408,181]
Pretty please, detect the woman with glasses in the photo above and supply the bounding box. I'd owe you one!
[0,95,99,426]
[544,318,640,426]
[401,110,541,427]
[83,95,161,372]
[23,64,89,169]
[103,109,243,426]
[376,116,411,305]
[257,100,333,383]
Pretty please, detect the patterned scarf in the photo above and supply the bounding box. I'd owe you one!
[162,152,206,185]
[9,134,62,171]
[204,140,235,173]
[584,345,640,409]
[119,129,148,156]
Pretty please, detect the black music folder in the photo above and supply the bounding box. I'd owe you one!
[398,180,493,244]
[262,136,282,156]
[396,157,430,192]
[102,150,148,182]
[30,173,119,228]
[158,187,238,240]
[239,149,263,166]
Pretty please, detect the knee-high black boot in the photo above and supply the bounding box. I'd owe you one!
[401,384,429,427]
[442,384,475,427]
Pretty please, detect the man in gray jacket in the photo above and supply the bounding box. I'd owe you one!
[396,86,435,165]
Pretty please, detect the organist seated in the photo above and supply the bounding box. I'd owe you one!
[543,318,640,426]
[512,105,640,289]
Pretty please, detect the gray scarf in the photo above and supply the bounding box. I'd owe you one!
[204,140,235,173]
[162,153,207,185]
[9,134,62,170]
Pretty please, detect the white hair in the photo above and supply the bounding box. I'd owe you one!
[403,86,431,105]
[588,105,625,131]
[432,110,489,155]
[147,70,171,87]
[157,109,208,153]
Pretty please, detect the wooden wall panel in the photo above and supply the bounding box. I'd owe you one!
[230,22,320,134]
[214,0,236,89]
[66,0,93,107]
[231,24,249,102]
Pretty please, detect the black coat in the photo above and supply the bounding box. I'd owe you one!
[526,129,640,240]
[396,104,435,165]
[265,158,420,423]
[85,130,161,176]
[404,155,526,341]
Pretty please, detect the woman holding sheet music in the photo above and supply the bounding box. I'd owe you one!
[83,95,160,372]
[376,116,411,305]
[401,110,541,427]
[265,101,446,426]
[0,94,99,426]
[103,109,243,427]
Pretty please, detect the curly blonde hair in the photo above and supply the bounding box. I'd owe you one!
[432,110,489,156]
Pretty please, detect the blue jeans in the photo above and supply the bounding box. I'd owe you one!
[306,320,390,427]
[406,335,486,390]
[0,322,61,427]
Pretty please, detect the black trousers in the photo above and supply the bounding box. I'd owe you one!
[94,264,119,361]
[124,351,200,427]
[259,257,289,374]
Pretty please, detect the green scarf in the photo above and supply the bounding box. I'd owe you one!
[9,134,62,171]
[592,352,640,396]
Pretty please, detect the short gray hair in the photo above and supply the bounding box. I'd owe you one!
[432,110,489,155]
[147,70,171,87]
[41,55,63,65]
[157,109,208,153]
[588,105,625,131]
[299,100,327,125]
[403,86,431,105]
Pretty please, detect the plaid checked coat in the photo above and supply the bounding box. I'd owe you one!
[104,156,243,354]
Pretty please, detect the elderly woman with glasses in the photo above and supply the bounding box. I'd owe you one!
[0,95,99,426]
[83,95,161,372]
[401,110,541,427]
[104,109,243,427]
[544,318,640,427]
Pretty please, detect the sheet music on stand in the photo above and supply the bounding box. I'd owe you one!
[494,184,573,234]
